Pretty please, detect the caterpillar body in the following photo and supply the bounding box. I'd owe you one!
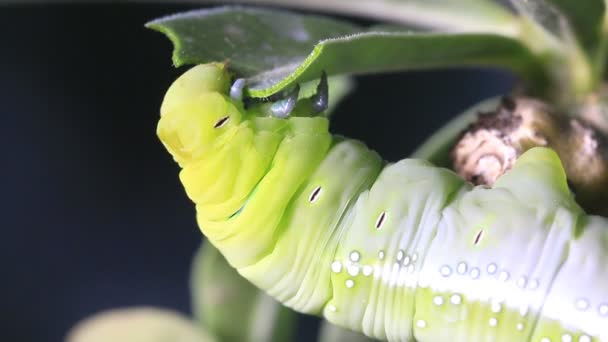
[157,63,608,342]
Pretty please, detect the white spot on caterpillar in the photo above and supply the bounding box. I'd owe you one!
[519,304,528,317]
[362,265,373,276]
[561,334,572,342]
[412,252,418,262]
[345,279,355,288]
[309,186,322,203]
[470,267,480,279]
[213,115,230,128]
[396,250,404,261]
[499,271,510,282]
[440,265,452,277]
[599,303,608,316]
[529,279,540,290]
[416,320,426,328]
[576,298,590,311]
[403,255,411,266]
[457,262,467,275]
[331,261,342,273]
[579,335,591,342]
[328,305,337,312]
[516,322,524,331]
[540,337,551,342]
[450,294,462,305]
[487,263,497,274]
[517,276,528,288]
[433,296,444,306]
[407,264,415,274]
[491,301,502,313]
[378,250,385,260]
[375,211,387,229]
[347,264,360,276]
[489,317,498,327]
[349,251,360,262]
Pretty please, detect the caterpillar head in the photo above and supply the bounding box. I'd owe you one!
[160,63,230,116]
[157,64,244,166]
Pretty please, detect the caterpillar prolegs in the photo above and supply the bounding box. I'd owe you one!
[157,63,608,342]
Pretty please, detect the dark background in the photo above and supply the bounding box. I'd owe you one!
[1,4,514,342]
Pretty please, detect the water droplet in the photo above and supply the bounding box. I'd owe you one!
[416,320,426,328]
[350,251,360,262]
[450,294,462,305]
[345,279,355,288]
[499,271,510,282]
[561,334,572,342]
[362,265,373,276]
[378,250,385,260]
[433,296,444,306]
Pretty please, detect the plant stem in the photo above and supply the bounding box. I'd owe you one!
[517,17,595,108]
[591,13,608,85]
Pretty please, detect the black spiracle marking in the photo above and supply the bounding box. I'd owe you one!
[214,116,230,128]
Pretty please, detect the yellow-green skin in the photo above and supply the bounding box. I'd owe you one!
[157,64,608,342]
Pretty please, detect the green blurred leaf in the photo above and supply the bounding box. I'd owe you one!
[191,240,297,342]
[318,320,378,342]
[540,0,605,54]
[147,6,549,98]
[65,307,214,342]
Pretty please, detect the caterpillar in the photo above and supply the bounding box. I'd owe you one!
[157,63,608,342]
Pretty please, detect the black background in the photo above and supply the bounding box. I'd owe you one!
[1,4,514,342]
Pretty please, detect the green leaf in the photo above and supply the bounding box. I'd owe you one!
[146,7,359,75]
[507,0,604,91]
[191,240,297,342]
[539,0,605,54]
[318,320,378,342]
[199,0,517,34]
[65,307,215,342]
[147,7,549,98]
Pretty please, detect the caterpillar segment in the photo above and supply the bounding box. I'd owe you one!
[157,64,608,342]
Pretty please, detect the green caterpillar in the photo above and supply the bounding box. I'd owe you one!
[157,63,608,342]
